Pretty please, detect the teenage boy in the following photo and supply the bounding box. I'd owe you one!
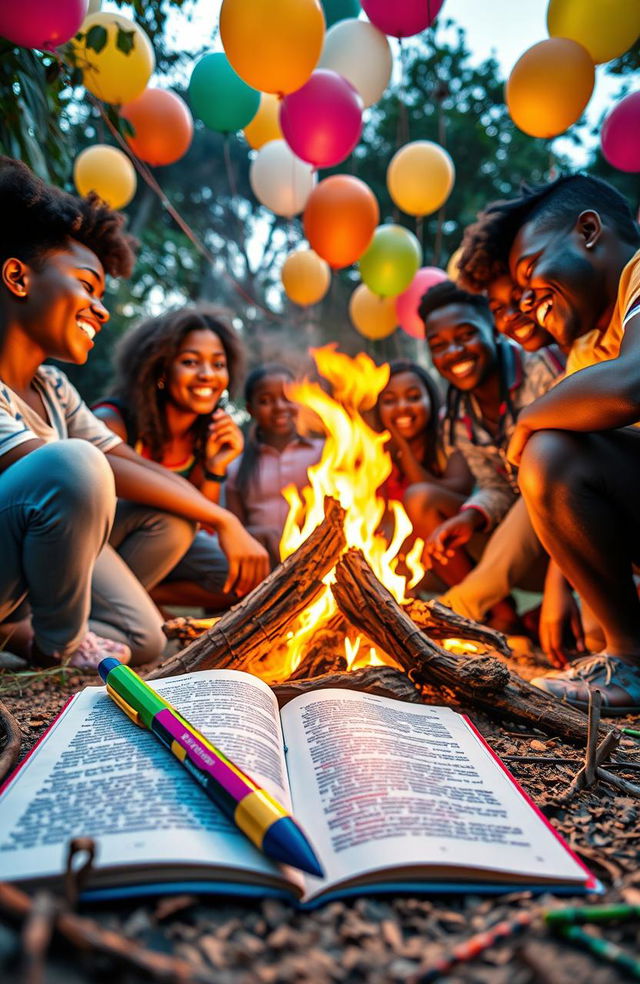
[406,280,560,632]
[0,157,269,670]
[497,174,640,712]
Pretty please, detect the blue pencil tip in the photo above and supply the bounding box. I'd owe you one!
[98,656,122,683]
[262,817,324,878]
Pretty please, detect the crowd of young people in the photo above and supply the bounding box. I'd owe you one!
[1,156,639,715]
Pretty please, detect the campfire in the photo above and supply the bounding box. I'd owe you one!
[154,350,601,747]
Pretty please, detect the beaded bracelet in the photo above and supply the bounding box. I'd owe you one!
[203,470,227,483]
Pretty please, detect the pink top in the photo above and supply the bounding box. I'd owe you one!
[226,435,325,534]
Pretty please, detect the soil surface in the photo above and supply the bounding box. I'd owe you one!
[1,647,639,984]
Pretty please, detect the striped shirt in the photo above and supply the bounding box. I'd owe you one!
[0,365,122,459]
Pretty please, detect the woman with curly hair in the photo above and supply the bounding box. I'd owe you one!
[0,157,268,670]
[94,307,254,607]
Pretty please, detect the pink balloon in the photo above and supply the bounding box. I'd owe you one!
[396,266,448,339]
[361,0,445,38]
[280,69,363,168]
[601,91,640,173]
[0,0,88,49]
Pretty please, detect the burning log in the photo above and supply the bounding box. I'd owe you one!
[332,549,606,746]
[147,498,346,680]
[272,665,424,707]
[403,598,512,658]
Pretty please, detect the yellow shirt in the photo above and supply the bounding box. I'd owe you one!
[566,248,640,376]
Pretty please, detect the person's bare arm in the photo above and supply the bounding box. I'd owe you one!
[508,311,640,466]
[0,438,45,475]
[105,443,269,595]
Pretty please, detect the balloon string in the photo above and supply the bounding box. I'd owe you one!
[88,94,286,323]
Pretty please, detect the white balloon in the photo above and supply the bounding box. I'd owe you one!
[319,19,392,108]
[249,139,317,217]
[87,0,102,12]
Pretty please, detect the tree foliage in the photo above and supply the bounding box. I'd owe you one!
[2,8,638,403]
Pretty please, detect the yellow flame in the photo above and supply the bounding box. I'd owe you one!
[275,345,425,678]
[442,638,480,655]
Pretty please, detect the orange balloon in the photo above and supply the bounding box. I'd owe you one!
[220,0,325,96]
[303,175,379,269]
[120,89,194,166]
[506,38,595,139]
[243,93,283,149]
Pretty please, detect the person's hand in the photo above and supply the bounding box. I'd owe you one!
[205,409,244,474]
[506,421,533,468]
[384,422,412,466]
[425,510,481,566]
[217,515,270,596]
[539,572,585,668]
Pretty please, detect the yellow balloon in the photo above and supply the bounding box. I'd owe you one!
[547,0,640,65]
[349,284,397,340]
[447,246,463,283]
[282,249,331,306]
[506,38,594,139]
[220,0,325,95]
[243,93,283,150]
[71,13,155,104]
[73,145,137,210]
[387,141,455,217]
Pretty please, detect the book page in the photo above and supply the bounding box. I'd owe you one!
[280,689,586,898]
[0,670,296,889]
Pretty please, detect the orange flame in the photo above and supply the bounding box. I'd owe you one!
[277,345,425,677]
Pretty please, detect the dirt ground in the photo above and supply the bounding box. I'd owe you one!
[1,648,639,984]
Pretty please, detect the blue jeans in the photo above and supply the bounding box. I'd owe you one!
[0,441,195,665]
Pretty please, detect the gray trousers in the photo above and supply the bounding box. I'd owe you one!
[438,496,548,621]
[0,441,196,665]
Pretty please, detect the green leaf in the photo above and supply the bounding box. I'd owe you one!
[85,25,108,54]
[116,28,136,56]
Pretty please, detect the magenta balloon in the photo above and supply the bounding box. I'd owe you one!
[361,0,445,38]
[280,69,363,168]
[601,92,640,173]
[0,0,88,49]
[396,266,448,339]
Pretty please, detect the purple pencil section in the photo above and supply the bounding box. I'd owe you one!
[156,709,253,802]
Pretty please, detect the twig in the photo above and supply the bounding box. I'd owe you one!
[0,880,219,984]
[555,730,620,804]
[596,767,640,798]
[584,689,602,785]
[21,891,58,984]
[501,755,640,770]
[0,698,22,783]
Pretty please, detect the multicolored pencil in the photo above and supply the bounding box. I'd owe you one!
[98,657,323,878]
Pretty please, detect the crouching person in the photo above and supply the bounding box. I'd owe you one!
[0,157,269,669]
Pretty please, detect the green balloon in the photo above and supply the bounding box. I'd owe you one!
[359,225,422,298]
[321,0,361,28]
[188,52,260,134]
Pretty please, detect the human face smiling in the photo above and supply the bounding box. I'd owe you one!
[509,216,605,349]
[377,370,432,440]
[488,274,553,351]
[12,239,109,364]
[166,329,229,416]
[425,302,496,392]
[249,374,297,440]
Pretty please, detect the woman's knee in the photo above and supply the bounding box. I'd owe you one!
[125,612,166,666]
[42,440,114,507]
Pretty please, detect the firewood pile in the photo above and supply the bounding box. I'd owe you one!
[2,495,640,983]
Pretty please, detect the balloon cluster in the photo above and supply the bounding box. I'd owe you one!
[3,0,461,339]
[506,0,640,143]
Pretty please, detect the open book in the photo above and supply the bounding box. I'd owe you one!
[0,670,598,906]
